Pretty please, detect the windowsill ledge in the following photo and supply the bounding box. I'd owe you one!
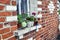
[14,25,42,39]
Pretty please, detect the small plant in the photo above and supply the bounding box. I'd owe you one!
[17,14,28,24]
[17,14,35,27]
[22,14,28,18]
[26,16,35,27]
[26,16,35,21]
[17,14,28,28]
[58,10,60,14]
[17,14,24,24]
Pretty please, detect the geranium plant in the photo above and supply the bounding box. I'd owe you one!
[17,14,28,28]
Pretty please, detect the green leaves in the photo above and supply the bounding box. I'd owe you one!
[22,14,28,18]
[58,10,60,14]
[26,16,35,21]
[17,14,28,23]
[17,14,35,24]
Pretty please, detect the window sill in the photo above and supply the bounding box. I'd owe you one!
[14,25,42,39]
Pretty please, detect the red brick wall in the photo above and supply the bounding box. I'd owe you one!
[35,0,58,40]
[0,0,17,40]
[0,0,58,40]
[20,0,58,40]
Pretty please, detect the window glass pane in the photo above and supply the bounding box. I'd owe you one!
[21,0,27,14]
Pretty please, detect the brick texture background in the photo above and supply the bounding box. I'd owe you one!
[0,0,17,40]
[0,0,58,40]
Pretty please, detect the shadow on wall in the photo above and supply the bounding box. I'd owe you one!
[57,34,60,40]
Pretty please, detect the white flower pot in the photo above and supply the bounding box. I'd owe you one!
[27,21,34,27]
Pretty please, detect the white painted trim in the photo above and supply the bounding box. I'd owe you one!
[27,0,30,16]
[37,1,42,5]
[19,35,23,39]
[14,26,36,36]
[28,37,33,40]
[38,8,42,11]
[19,0,21,14]
[5,5,17,11]
[14,24,42,37]
[6,16,17,22]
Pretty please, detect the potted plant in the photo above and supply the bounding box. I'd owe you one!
[17,14,28,28]
[58,10,60,14]
[26,16,35,27]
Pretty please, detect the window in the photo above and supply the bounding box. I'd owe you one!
[17,0,38,28]
[17,0,37,16]
[17,0,29,15]
[21,0,27,14]
[58,0,60,2]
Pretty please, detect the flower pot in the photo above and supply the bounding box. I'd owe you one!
[27,21,34,27]
[17,23,22,28]
[21,21,27,28]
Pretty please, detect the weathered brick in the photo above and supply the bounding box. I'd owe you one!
[0,6,4,10]
[0,24,3,28]
[2,32,13,39]
[4,21,17,27]
[0,0,10,4]
[8,36,16,40]
[9,21,17,26]
[3,28,10,34]
[0,29,3,34]
[0,28,10,34]
[11,26,17,31]
[0,17,5,22]
[12,11,17,16]
[0,12,11,16]
[0,36,1,40]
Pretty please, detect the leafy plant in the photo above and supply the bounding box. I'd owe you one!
[17,14,28,24]
[21,14,28,18]
[26,16,35,21]
[58,10,60,14]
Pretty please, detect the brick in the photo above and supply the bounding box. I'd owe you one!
[4,21,17,26]
[0,6,4,10]
[36,0,58,40]
[0,12,11,16]
[11,26,17,31]
[0,36,1,40]
[3,28,10,34]
[0,0,10,4]
[8,37,16,40]
[9,21,17,26]
[0,24,3,28]
[0,29,3,34]
[4,22,17,26]
[38,5,43,8]
[0,17,5,22]
[2,32,13,39]
[0,28,10,34]
[12,11,17,16]
[12,1,16,5]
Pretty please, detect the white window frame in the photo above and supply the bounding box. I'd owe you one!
[17,0,37,16]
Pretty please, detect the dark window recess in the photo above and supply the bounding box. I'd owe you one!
[58,0,60,2]
[17,0,27,14]
[21,0,27,14]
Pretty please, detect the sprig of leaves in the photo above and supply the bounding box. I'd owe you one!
[26,16,35,21]
[17,14,28,23]
[58,10,60,14]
